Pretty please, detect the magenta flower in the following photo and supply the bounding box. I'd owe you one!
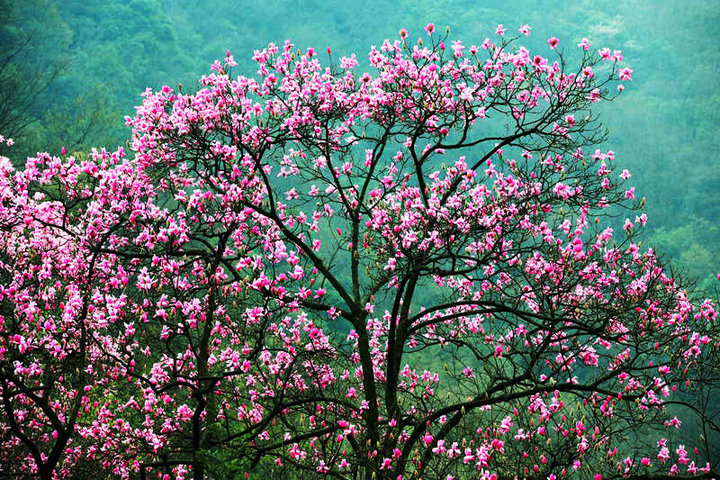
[619,67,634,80]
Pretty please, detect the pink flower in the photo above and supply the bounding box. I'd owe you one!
[425,23,435,36]
[598,48,612,61]
[548,37,559,49]
[619,67,633,81]
[447,442,461,458]
[664,416,682,428]
[676,445,689,465]
[451,40,464,57]
[495,24,506,36]
[399,29,408,38]
[578,38,590,50]
[572,237,583,253]
[340,53,358,69]
[519,24,531,36]
[225,50,237,67]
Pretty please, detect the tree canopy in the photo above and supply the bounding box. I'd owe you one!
[0,25,718,479]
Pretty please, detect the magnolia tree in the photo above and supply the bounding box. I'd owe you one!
[0,144,158,478]
[0,139,318,480]
[1,25,719,480]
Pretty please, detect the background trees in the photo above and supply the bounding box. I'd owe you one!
[0,0,70,149]
[1,25,718,479]
[0,0,122,162]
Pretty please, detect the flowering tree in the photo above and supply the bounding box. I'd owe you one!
[1,25,719,480]
[0,145,124,478]
[0,141,324,479]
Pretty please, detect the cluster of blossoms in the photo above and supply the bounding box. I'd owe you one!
[0,24,717,480]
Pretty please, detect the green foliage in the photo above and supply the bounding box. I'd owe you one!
[648,217,720,292]
[21,84,121,157]
[0,0,71,157]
